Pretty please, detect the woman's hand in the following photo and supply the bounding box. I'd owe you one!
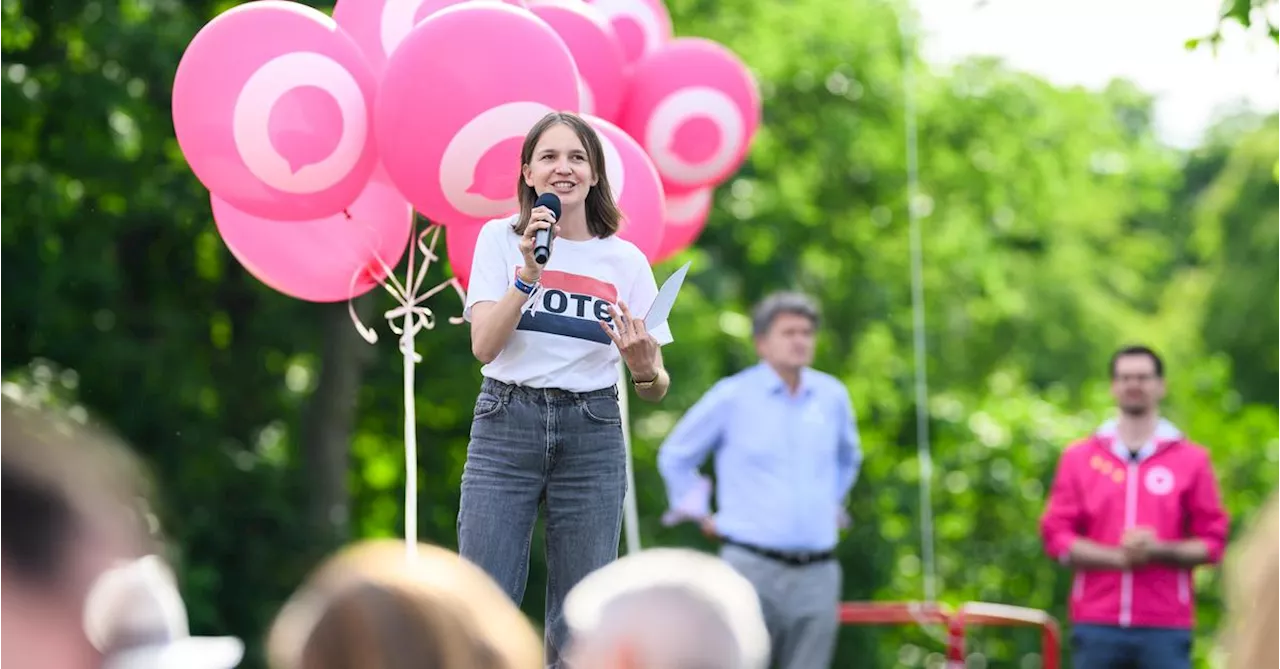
[600,301,660,380]
[518,206,559,280]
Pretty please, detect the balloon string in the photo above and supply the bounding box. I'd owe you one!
[345,222,467,560]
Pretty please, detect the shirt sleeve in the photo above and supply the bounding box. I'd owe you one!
[1187,453,1229,563]
[657,379,734,524]
[463,221,515,322]
[835,385,863,502]
[626,253,674,346]
[1040,450,1084,563]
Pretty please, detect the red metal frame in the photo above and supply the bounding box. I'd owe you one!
[839,601,1061,669]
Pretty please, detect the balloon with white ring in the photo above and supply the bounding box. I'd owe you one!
[584,114,665,261]
[212,169,414,303]
[232,52,368,195]
[528,0,627,122]
[334,0,528,76]
[583,0,671,67]
[579,79,597,117]
[438,101,560,219]
[594,124,627,202]
[376,3,580,227]
[618,38,760,192]
[173,1,380,221]
[655,186,713,263]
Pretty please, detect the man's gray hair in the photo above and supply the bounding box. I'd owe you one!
[564,548,770,669]
[593,585,743,669]
[750,291,820,338]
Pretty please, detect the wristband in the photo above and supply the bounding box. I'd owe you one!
[514,274,538,295]
[633,369,663,389]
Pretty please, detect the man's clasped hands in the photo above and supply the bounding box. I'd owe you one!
[1120,526,1167,566]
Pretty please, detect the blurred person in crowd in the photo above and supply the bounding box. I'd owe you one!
[1220,492,1278,669]
[460,111,674,667]
[656,292,863,669]
[1,398,243,669]
[1040,345,1229,669]
[562,547,770,669]
[85,554,245,669]
[266,539,543,669]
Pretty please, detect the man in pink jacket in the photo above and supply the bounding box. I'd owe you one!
[1040,346,1229,669]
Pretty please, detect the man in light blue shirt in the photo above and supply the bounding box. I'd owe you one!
[657,291,862,669]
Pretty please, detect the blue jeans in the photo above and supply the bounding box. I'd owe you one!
[1071,624,1192,669]
[457,378,627,668]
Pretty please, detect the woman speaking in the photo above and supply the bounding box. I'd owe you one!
[459,111,672,665]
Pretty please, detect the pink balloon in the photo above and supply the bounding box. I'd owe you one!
[376,4,580,228]
[582,0,671,66]
[444,222,484,291]
[334,0,528,76]
[212,172,414,302]
[173,1,381,221]
[528,0,626,122]
[618,38,761,192]
[584,115,665,262]
[655,186,712,263]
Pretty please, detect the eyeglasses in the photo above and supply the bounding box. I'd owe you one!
[1113,373,1157,383]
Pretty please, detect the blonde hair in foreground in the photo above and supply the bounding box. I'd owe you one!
[1221,492,1279,669]
[267,540,543,669]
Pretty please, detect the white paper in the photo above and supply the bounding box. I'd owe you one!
[643,261,691,329]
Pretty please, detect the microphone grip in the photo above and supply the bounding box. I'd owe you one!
[533,229,551,265]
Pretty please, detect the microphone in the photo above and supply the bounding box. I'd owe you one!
[532,192,561,266]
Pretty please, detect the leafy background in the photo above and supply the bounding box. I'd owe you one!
[3,0,1276,666]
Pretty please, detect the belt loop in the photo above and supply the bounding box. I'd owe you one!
[501,382,514,404]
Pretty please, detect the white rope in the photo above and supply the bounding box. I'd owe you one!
[348,224,467,560]
[618,358,642,555]
[898,6,938,605]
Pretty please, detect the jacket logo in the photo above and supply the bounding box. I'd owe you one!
[1144,465,1175,496]
[1089,454,1126,484]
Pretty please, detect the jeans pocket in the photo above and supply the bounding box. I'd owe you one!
[580,396,621,425]
[473,392,505,420]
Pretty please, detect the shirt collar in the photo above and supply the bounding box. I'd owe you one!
[758,363,815,398]
[1096,417,1182,462]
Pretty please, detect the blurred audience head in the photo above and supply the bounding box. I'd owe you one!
[267,539,543,669]
[84,554,244,669]
[1222,492,1278,669]
[1,397,161,669]
[563,548,770,669]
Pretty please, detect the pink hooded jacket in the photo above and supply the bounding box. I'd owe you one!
[1040,419,1229,629]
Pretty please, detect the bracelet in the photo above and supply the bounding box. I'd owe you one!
[633,369,663,389]
[514,274,538,295]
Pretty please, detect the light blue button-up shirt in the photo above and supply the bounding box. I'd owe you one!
[657,363,863,552]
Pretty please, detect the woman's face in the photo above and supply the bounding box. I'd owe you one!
[523,123,597,209]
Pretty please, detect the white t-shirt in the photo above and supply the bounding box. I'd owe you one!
[463,216,675,392]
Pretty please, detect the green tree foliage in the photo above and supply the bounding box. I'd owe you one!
[1179,114,1279,406]
[3,0,1276,667]
[1186,0,1280,50]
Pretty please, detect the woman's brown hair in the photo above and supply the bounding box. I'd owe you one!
[267,540,543,669]
[512,111,622,239]
[2,397,162,585]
